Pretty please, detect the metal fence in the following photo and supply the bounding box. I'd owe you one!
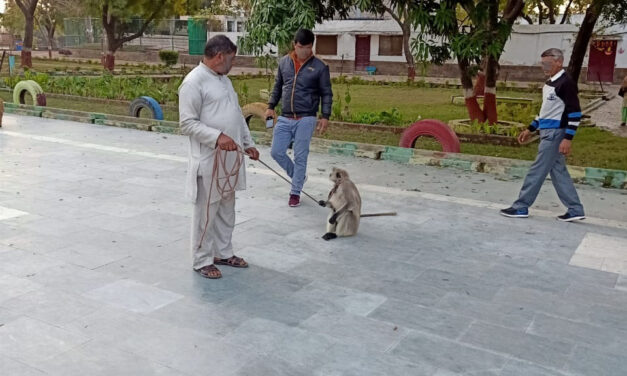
[61,18,191,52]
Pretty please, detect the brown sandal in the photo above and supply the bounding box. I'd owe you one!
[196,264,222,279]
[214,256,248,268]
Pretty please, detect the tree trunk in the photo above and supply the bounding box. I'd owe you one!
[537,1,544,24]
[544,0,556,23]
[104,51,115,71]
[402,23,415,81]
[560,0,574,24]
[567,3,601,86]
[482,0,500,124]
[22,14,34,68]
[47,23,56,59]
[458,57,485,123]
[483,55,499,124]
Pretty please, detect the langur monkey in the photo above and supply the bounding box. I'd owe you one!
[319,167,361,240]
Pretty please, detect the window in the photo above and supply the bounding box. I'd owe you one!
[378,35,403,56]
[236,21,244,32]
[227,21,235,32]
[315,35,337,55]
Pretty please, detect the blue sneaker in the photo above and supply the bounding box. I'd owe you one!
[500,207,529,218]
[557,213,585,222]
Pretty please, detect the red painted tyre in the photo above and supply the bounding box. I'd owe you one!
[399,119,461,153]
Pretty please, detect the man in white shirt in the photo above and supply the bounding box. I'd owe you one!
[179,35,259,279]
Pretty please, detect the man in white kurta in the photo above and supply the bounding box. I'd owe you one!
[179,35,259,279]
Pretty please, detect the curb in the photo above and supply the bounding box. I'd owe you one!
[4,102,626,190]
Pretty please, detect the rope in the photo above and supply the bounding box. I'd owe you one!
[197,145,244,249]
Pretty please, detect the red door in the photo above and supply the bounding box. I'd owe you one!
[355,35,371,71]
[587,40,617,83]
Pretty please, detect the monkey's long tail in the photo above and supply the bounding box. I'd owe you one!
[360,212,397,218]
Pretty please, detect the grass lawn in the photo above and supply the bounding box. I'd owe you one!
[0,56,178,77]
[2,76,625,171]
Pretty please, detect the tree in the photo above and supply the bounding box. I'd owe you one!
[240,0,351,55]
[1,1,27,38]
[86,0,201,71]
[412,0,524,124]
[15,0,39,68]
[567,0,627,85]
[35,0,85,58]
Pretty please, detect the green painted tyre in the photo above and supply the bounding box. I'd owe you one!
[13,80,46,106]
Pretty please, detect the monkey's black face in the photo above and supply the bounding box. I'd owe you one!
[328,167,348,182]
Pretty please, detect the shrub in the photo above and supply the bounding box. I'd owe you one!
[159,50,179,67]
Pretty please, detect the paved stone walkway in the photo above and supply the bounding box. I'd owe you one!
[1,114,627,375]
[588,90,627,138]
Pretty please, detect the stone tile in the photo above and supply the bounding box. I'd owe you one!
[35,339,188,376]
[47,244,130,270]
[0,248,66,278]
[569,232,627,274]
[0,355,46,376]
[148,297,249,338]
[369,298,473,339]
[460,322,574,369]
[315,343,438,376]
[235,355,312,376]
[1,288,100,325]
[0,232,77,254]
[224,318,338,368]
[292,280,387,316]
[533,259,618,288]
[28,263,122,294]
[17,217,91,237]
[563,282,627,312]
[237,245,308,273]
[435,292,534,331]
[499,360,568,376]
[391,331,508,374]
[0,205,29,221]
[415,268,502,300]
[0,274,42,304]
[0,317,89,364]
[121,321,256,376]
[491,287,593,321]
[300,312,409,353]
[220,285,321,326]
[528,313,627,356]
[565,345,627,376]
[83,279,183,314]
[287,260,448,307]
[586,304,627,332]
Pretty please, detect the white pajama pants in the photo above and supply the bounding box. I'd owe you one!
[191,176,236,270]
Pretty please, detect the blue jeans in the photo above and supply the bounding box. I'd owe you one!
[270,116,317,196]
[512,128,584,216]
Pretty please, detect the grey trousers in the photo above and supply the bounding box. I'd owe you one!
[191,177,235,270]
[512,128,584,216]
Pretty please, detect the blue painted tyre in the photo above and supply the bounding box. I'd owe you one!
[129,96,164,120]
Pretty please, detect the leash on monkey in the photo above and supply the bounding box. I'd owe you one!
[198,146,396,249]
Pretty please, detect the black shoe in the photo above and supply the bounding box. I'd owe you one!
[557,213,586,222]
[500,207,529,218]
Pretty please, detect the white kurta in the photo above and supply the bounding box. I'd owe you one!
[178,63,254,204]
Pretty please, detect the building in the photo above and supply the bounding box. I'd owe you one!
[309,15,627,84]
